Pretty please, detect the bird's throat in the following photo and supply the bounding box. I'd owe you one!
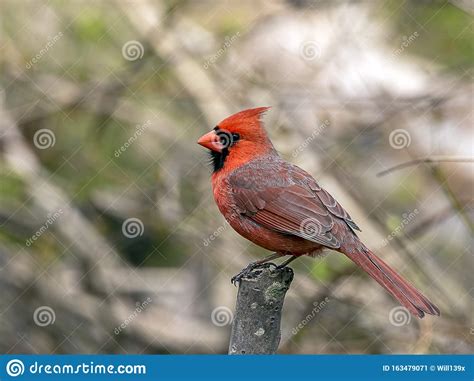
[209,148,229,172]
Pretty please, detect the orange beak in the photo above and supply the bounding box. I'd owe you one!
[197,130,224,153]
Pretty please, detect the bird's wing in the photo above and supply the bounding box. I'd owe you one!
[229,160,360,249]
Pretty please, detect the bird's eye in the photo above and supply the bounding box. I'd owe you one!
[231,133,240,142]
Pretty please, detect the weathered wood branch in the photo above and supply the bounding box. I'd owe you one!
[228,264,294,355]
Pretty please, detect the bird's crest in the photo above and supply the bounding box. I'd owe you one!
[218,107,270,133]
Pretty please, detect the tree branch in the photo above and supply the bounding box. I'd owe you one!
[376,156,474,177]
[228,264,294,354]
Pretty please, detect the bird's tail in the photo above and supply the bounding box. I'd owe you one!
[342,244,440,318]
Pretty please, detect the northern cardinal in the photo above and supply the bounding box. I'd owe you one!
[197,107,439,318]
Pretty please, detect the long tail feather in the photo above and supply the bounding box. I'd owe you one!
[343,245,440,318]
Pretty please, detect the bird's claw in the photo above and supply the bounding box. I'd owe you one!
[231,262,276,286]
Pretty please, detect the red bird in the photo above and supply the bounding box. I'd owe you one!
[197,107,439,318]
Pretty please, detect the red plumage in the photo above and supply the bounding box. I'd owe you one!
[198,107,439,318]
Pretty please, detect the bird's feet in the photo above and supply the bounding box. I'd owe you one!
[231,262,276,286]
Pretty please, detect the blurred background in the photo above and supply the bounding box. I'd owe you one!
[0,0,472,354]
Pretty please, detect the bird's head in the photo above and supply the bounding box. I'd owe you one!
[197,107,275,172]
